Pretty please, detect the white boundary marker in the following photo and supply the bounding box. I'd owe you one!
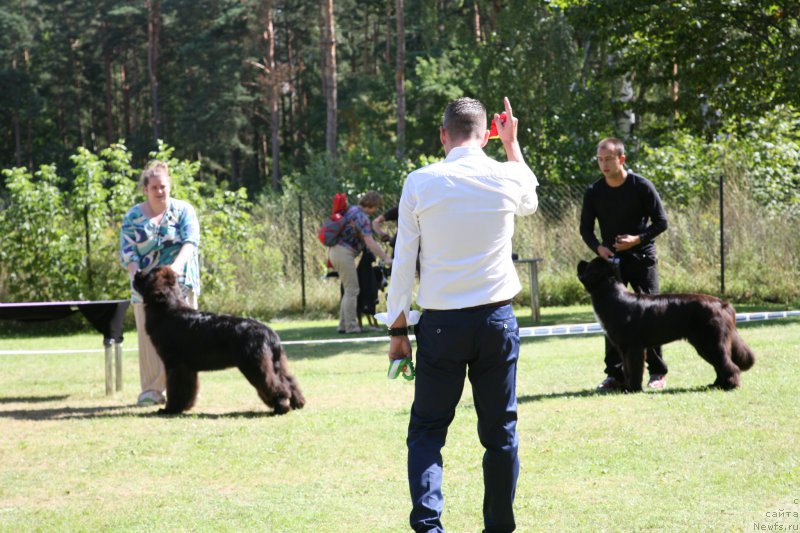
[1,310,797,355]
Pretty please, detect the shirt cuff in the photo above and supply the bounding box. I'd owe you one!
[374,310,421,327]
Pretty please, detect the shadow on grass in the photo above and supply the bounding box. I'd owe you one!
[518,384,716,403]
[283,338,389,360]
[0,403,282,421]
[157,410,282,419]
[0,394,69,404]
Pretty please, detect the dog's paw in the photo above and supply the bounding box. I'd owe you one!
[290,393,306,410]
[272,397,291,415]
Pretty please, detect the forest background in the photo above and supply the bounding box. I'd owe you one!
[1,0,799,319]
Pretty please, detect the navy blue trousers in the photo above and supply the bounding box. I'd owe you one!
[408,304,520,533]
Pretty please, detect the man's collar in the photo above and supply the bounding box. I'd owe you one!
[444,145,485,162]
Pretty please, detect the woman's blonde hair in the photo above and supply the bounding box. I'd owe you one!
[139,160,170,188]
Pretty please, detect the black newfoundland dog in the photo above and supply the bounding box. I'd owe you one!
[577,257,755,392]
[133,267,305,415]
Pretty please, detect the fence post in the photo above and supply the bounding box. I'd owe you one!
[299,195,307,312]
[719,174,725,296]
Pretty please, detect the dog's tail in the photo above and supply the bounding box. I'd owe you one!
[730,329,755,371]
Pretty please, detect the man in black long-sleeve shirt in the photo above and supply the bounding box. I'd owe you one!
[580,137,670,391]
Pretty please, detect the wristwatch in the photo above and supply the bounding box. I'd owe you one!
[387,326,411,337]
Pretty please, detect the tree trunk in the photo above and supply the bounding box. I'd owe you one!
[671,60,679,126]
[11,57,22,166]
[385,2,392,67]
[121,63,132,138]
[490,0,500,30]
[70,38,86,148]
[23,48,33,169]
[265,0,281,191]
[286,23,297,155]
[362,8,370,73]
[147,0,161,144]
[472,0,481,42]
[104,42,115,145]
[261,133,269,182]
[13,111,22,167]
[395,0,405,160]
[231,147,240,186]
[321,0,337,158]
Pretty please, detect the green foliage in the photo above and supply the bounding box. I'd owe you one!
[636,130,720,205]
[0,165,81,300]
[637,105,800,216]
[564,0,800,137]
[283,141,415,203]
[732,106,800,216]
[69,145,137,299]
[197,187,259,296]
[0,142,257,304]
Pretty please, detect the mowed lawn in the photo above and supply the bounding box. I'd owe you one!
[0,311,798,532]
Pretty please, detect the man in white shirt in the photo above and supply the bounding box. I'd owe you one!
[385,97,538,533]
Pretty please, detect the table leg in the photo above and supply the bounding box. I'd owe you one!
[526,263,534,321]
[115,342,123,392]
[532,260,540,322]
[104,342,113,396]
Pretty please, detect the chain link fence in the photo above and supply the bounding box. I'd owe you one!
[247,178,798,318]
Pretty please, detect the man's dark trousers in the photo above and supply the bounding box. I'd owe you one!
[407,303,520,533]
[604,252,669,380]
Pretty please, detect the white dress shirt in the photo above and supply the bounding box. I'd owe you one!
[385,145,538,325]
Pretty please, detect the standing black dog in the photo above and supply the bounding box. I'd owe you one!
[577,257,755,391]
[133,267,305,414]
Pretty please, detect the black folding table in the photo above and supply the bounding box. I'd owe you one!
[0,300,130,395]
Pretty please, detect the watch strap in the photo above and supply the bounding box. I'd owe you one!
[388,326,411,337]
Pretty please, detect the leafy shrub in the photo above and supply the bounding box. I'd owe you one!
[0,142,255,305]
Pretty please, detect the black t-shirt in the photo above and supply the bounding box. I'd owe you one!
[579,171,668,256]
[382,206,399,222]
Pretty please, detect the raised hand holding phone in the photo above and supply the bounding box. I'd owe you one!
[488,112,507,139]
[493,97,524,163]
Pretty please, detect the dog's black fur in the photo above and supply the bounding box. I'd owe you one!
[577,257,755,392]
[133,267,305,414]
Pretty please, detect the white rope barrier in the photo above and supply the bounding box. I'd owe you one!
[1,310,797,355]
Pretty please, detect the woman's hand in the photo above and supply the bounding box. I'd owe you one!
[127,262,140,280]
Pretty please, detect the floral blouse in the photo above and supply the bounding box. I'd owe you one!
[120,198,201,303]
[338,205,373,253]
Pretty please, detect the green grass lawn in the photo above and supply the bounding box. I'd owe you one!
[0,307,798,532]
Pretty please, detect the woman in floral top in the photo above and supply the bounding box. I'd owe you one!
[120,160,200,406]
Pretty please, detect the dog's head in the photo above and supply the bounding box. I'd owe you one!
[133,267,184,306]
[577,257,618,292]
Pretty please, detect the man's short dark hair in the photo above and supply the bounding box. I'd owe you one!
[443,97,487,142]
[597,137,625,157]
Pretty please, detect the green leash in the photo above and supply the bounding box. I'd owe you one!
[387,358,415,381]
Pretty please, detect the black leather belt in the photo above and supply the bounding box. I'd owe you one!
[425,299,513,313]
